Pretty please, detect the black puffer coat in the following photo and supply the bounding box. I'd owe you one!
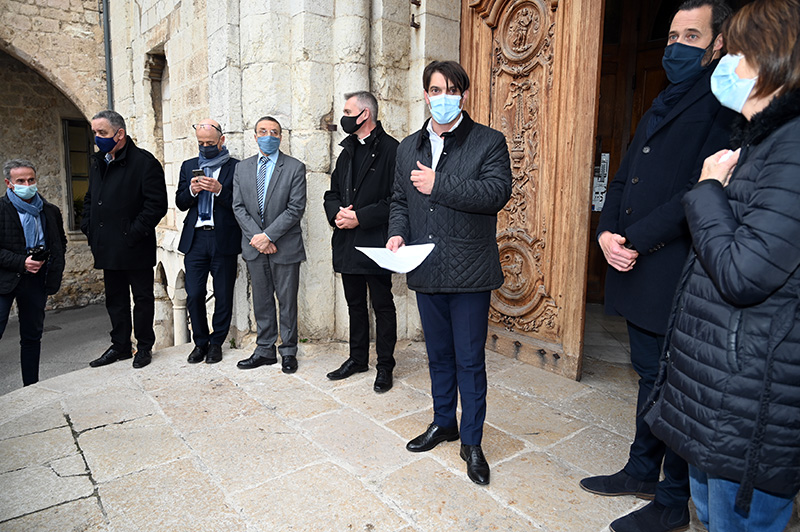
[646,90,800,511]
[323,122,398,275]
[388,112,512,293]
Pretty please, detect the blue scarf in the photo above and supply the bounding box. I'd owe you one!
[7,189,45,249]
[196,147,231,221]
[645,67,706,138]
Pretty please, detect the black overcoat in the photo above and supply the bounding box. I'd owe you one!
[0,194,67,295]
[81,137,168,270]
[323,122,398,275]
[597,65,736,334]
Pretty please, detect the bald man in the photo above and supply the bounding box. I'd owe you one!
[176,119,241,364]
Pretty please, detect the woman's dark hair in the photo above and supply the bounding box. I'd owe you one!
[422,61,470,94]
[724,0,800,97]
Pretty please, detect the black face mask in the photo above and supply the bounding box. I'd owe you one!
[340,108,366,135]
[198,144,220,160]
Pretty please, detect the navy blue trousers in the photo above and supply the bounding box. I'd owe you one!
[625,321,690,508]
[416,291,490,446]
[184,229,238,347]
[0,271,47,386]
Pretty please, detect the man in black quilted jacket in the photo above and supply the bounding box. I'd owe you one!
[387,60,512,486]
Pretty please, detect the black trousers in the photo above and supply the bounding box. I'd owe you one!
[103,268,155,352]
[0,271,47,386]
[341,273,397,371]
[183,229,238,347]
[625,321,690,508]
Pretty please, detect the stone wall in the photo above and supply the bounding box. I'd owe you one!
[108,0,462,348]
[0,51,104,310]
[0,0,106,121]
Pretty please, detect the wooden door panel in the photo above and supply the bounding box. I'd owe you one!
[463,0,604,379]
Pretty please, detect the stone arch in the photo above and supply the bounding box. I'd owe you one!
[0,20,106,121]
[153,263,174,350]
[173,269,190,346]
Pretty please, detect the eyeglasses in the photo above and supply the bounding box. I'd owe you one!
[193,123,223,134]
[256,128,281,137]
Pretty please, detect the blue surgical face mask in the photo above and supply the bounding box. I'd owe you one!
[711,54,758,113]
[11,183,37,200]
[95,130,119,154]
[662,42,709,84]
[199,144,220,159]
[257,135,281,155]
[428,94,463,125]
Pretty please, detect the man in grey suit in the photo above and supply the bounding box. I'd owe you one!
[233,116,307,374]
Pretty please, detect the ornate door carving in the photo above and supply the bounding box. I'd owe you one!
[462,0,604,379]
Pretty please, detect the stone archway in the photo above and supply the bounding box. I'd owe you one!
[154,263,174,350]
[0,1,106,120]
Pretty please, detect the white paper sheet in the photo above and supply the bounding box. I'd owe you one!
[356,243,435,274]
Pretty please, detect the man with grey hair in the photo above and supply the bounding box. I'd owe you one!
[323,91,398,392]
[1,159,67,386]
[82,110,167,370]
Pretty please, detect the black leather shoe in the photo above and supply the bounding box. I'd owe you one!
[89,346,132,368]
[187,345,208,364]
[132,349,152,369]
[406,423,459,453]
[373,369,393,393]
[460,444,490,485]
[326,358,369,380]
[237,353,278,370]
[580,470,657,500]
[609,501,690,532]
[205,344,223,364]
[281,355,298,374]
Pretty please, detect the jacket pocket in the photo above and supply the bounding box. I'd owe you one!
[726,309,743,373]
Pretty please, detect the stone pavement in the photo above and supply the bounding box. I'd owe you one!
[1,310,798,531]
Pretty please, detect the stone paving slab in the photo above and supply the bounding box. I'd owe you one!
[1,340,797,531]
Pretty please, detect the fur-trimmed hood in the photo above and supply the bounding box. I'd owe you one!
[731,89,800,147]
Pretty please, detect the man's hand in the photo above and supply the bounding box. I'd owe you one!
[192,176,222,195]
[386,236,405,252]
[25,256,44,274]
[335,205,359,229]
[250,233,273,254]
[598,231,638,272]
[410,161,435,195]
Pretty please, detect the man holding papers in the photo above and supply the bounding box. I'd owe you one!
[324,91,398,393]
[386,61,512,485]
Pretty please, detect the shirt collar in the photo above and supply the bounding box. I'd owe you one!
[426,114,463,140]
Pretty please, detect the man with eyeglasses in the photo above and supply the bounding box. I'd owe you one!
[175,119,241,365]
[83,109,167,370]
[232,116,306,374]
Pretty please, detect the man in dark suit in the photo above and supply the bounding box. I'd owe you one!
[581,2,736,531]
[176,119,241,364]
[324,91,398,393]
[0,159,67,386]
[82,110,168,370]
[233,116,306,374]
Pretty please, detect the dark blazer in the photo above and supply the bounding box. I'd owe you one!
[388,111,512,293]
[81,137,168,270]
[175,156,241,256]
[232,151,306,264]
[0,194,67,295]
[597,64,736,334]
[323,122,398,275]
[647,90,800,507]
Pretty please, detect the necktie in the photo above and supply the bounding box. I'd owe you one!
[197,167,213,221]
[257,156,267,216]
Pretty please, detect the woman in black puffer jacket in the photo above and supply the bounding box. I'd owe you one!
[645,1,800,530]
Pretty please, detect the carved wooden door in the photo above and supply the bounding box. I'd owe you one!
[461,0,604,379]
